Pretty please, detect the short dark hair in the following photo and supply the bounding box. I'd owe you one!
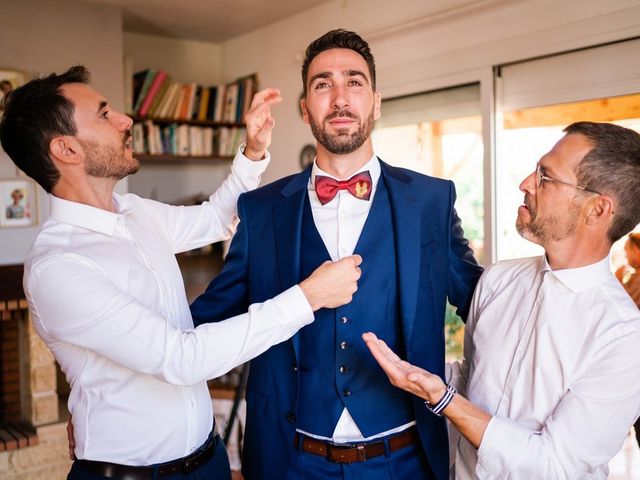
[301,29,376,96]
[0,65,90,193]
[565,121,640,243]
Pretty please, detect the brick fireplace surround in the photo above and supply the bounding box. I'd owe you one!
[0,264,72,479]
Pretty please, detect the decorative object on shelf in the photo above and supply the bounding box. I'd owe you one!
[130,70,258,162]
[0,178,38,228]
[299,144,316,170]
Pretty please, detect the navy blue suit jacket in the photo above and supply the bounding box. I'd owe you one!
[191,160,483,480]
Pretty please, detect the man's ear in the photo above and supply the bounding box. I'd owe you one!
[373,91,381,121]
[300,97,310,125]
[585,194,615,227]
[49,136,81,166]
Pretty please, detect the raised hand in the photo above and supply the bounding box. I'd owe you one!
[299,255,363,311]
[362,332,446,404]
[243,88,282,161]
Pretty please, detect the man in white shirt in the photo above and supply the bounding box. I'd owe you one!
[364,121,640,479]
[0,65,362,480]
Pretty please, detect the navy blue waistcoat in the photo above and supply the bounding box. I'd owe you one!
[297,178,414,438]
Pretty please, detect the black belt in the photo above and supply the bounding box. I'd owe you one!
[76,432,218,479]
[294,427,420,463]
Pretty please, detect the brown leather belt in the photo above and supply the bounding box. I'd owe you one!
[294,427,419,463]
[76,432,218,479]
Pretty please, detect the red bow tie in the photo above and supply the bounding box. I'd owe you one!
[315,171,372,205]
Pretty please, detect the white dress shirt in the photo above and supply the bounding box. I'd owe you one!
[24,149,314,466]
[301,155,414,443]
[449,255,640,479]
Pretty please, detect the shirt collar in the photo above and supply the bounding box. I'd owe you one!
[310,153,381,190]
[49,193,132,236]
[540,254,612,293]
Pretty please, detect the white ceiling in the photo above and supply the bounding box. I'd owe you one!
[77,0,333,43]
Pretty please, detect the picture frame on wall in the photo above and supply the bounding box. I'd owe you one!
[299,144,316,170]
[0,178,38,228]
[0,69,25,111]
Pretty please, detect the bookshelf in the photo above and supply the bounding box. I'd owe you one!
[130,70,257,163]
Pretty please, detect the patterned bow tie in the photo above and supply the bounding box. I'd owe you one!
[315,171,372,205]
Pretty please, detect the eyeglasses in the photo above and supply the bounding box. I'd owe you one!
[536,164,601,195]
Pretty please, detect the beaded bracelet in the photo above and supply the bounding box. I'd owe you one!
[424,384,456,417]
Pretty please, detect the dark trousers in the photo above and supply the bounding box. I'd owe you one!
[67,435,231,480]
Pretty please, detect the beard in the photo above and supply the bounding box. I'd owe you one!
[308,107,374,155]
[81,132,139,180]
[516,195,581,244]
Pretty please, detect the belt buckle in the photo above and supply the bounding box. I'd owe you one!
[181,454,198,474]
[328,441,367,463]
[355,444,366,462]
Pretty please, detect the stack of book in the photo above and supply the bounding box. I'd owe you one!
[130,70,257,158]
[132,121,246,158]
[130,69,257,124]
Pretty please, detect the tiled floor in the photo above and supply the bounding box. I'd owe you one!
[609,429,640,479]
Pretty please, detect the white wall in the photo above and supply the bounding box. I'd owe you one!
[220,0,640,185]
[123,32,223,86]
[0,0,124,265]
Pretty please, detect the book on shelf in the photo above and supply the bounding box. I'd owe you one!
[206,87,218,121]
[213,84,226,122]
[146,75,172,118]
[132,68,157,114]
[155,81,179,118]
[138,70,168,117]
[197,87,210,121]
[222,82,239,124]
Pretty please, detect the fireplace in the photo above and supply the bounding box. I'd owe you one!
[0,265,72,479]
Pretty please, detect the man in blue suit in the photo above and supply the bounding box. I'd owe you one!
[191,29,483,480]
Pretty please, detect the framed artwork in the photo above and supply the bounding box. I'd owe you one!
[0,69,25,111]
[0,178,38,228]
[299,144,316,170]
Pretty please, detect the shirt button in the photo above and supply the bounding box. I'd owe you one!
[339,365,348,374]
[340,341,348,350]
[343,389,351,397]
[286,412,296,423]
[292,364,298,373]
[340,317,348,324]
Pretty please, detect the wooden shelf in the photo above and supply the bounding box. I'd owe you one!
[210,387,240,400]
[134,153,234,164]
[131,116,244,128]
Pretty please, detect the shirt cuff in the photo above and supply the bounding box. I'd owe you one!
[234,142,270,173]
[275,285,315,326]
[476,416,530,477]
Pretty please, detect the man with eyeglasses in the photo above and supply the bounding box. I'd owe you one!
[364,121,640,479]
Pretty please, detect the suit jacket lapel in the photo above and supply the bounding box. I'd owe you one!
[381,161,421,345]
[274,167,312,361]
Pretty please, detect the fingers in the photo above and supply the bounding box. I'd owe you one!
[249,88,282,110]
[346,254,362,267]
[67,418,76,460]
